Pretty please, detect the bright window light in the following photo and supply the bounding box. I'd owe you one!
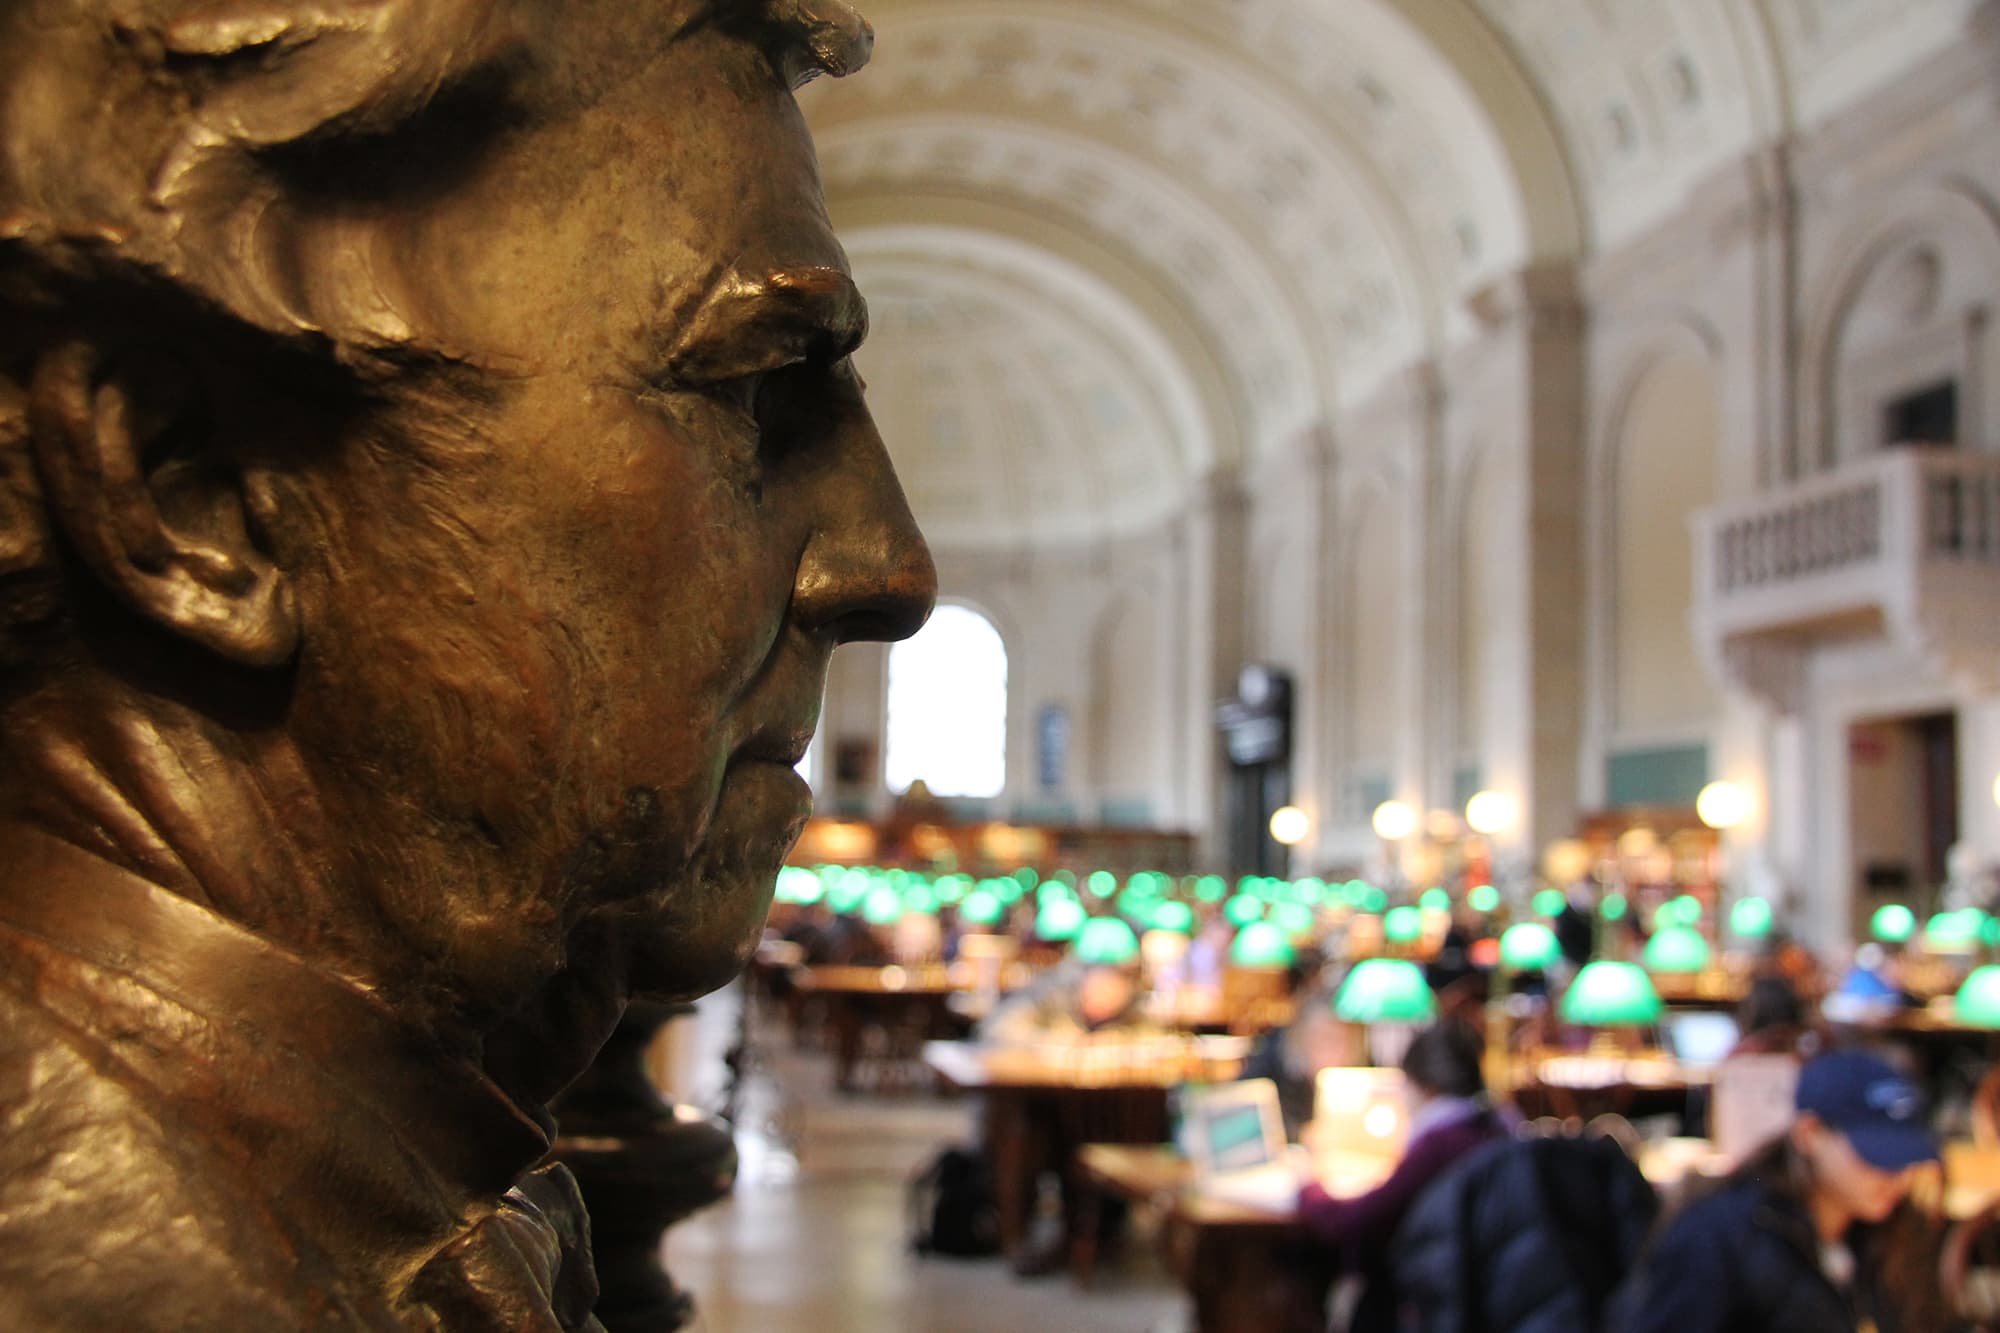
[885,604,1007,799]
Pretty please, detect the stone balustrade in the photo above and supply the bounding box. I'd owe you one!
[1693,447,2000,709]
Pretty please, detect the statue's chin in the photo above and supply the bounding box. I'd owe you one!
[624,894,773,1004]
[566,758,803,1003]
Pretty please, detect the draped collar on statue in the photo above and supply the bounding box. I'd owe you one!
[0,826,555,1298]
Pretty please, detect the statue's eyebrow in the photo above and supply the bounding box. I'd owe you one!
[661,265,868,384]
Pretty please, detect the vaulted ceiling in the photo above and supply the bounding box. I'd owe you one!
[802,0,1979,551]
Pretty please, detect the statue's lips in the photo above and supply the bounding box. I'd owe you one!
[737,719,816,769]
[713,750,813,847]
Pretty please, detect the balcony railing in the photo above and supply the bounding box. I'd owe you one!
[1693,448,2000,706]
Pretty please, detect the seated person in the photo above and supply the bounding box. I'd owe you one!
[806,908,890,967]
[1729,973,1818,1058]
[1239,963,1365,1136]
[975,956,1144,1047]
[971,958,1150,1274]
[1615,1049,1943,1333]
[1297,1020,1505,1333]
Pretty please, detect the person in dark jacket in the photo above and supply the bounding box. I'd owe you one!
[1613,1049,1943,1333]
[1297,1020,1506,1333]
[1391,1129,1658,1333]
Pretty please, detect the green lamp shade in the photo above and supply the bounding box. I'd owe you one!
[1729,897,1773,939]
[1036,897,1085,941]
[1927,909,1988,948]
[1643,925,1711,974]
[959,889,1004,927]
[1533,889,1566,917]
[1419,888,1452,913]
[903,884,939,916]
[1954,966,2000,1028]
[1075,916,1140,965]
[1086,871,1117,899]
[1296,878,1327,905]
[774,867,819,904]
[828,871,870,914]
[1871,904,1916,943]
[1561,961,1663,1026]
[1468,885,1501,913]
[1601,894,1629,922]
[1012,866,1039,890]
[1224,894,1264,926]
[1230,920,1296,968]
[1658,895,1703,928]
[1196,875,1228,902]
[1151,900,1196,934]
[1272,901,1316,937]
[862,884,903,926]
[1333,959,1436,1023]
[1384,905,1424,943]
[1359,887,1389,913]
[1499,922,1561,970]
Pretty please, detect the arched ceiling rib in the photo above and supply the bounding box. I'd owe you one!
[811,0,1553,404]
[1463,0,1982,249]
[818,117,1320,442]
[843,223,1213,550]
[799,0,1566,552]
[1761,0,1981,128]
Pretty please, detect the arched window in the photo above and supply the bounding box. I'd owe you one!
[885,603,1008,799]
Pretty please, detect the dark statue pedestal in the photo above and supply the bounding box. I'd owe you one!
[553,1001,738,1333]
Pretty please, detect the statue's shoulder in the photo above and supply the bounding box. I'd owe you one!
[0,987,372,1329]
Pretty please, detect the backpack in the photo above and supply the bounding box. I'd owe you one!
[907,1145,1001,1258]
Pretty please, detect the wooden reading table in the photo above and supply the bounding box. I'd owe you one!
[922,1038,1245,1270]
[796,965,975,1091]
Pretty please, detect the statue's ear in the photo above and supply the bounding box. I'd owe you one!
[27,341,300,668]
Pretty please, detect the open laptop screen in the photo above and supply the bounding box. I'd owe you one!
[1186,1080,1286,1176]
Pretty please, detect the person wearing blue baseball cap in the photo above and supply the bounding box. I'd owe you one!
[1613,1049,1944,1332]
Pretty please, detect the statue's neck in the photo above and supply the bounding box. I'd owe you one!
[0,683,428,1019]
[1,682,634,1113]
[0,824,556,1273]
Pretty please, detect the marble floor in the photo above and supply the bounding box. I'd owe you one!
[659,986,1188,1333]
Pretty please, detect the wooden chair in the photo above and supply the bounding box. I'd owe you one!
[1942,1199,2000,1328]
[1972,1065,2000,1150]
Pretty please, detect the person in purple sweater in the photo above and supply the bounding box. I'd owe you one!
[1297,1021,1506,1333]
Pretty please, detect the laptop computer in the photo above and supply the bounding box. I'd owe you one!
[1185,1079,1304,1211]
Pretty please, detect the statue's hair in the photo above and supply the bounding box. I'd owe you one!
[0,0,870,670]
[0,0,871,367]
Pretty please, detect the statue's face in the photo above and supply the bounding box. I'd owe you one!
[280,14,932,1007]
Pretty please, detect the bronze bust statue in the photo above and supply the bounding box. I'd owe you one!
[0,0,933,1326]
